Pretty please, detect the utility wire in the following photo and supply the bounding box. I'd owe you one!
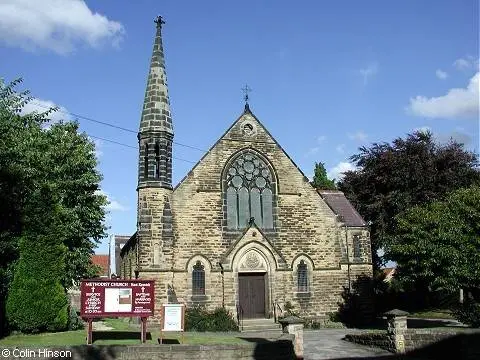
[31,101,209,153]
[87,134,198,164]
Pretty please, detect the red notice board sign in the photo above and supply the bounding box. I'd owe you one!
[80,279,155,318]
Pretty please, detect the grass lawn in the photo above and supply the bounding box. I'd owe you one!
[408,309,455,320]
[0,318,249,346]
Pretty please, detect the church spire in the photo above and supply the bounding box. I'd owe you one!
[139,15,173,135]
[138,16,174,189]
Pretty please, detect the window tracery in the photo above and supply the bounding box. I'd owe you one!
[225,151,274,229]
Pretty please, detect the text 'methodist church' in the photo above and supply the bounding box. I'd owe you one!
[120,16,373,323]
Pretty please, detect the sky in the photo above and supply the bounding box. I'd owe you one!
[1,0,479,257]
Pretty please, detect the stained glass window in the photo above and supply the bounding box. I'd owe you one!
[297,260,308,292]
[192,261,205,296]
[225,151,275,230]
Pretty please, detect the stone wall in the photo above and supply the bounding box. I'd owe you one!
[345,329,480,359]
[121,109,374,324]
[344,331,394,353]
[1,335,295,360]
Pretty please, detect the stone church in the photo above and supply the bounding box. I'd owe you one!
[120,17,373,324]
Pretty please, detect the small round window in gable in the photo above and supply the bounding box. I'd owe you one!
[242,122,256,137]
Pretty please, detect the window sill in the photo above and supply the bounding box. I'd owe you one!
[295,292,311,299]
[191,295,208,302]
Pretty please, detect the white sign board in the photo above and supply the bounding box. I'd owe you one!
[161,304,185,332]
[104,288,132,313]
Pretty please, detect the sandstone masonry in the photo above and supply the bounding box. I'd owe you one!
[120,17,374,326]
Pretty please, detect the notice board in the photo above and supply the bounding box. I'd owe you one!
[161,303,185,331]
[80,279,155,318]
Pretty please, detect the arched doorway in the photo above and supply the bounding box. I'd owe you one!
[235,248,271,319]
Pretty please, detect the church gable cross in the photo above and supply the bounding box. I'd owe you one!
[241,84,252,104]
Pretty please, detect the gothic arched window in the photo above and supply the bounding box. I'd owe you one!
[192,261,205,296]
[225,151,274,230]
[297,260,308,292]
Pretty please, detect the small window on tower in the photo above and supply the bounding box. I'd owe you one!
[144,143,149,180]
[154,143,160,179]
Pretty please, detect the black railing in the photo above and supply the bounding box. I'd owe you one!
[236,303,244,331]
[273,300,283,323]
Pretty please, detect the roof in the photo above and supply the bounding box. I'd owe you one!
[382,267,396,282]
[139,16,173,135]
[91,254,109,277]
[318,190,367,227]
[115,235,130,247]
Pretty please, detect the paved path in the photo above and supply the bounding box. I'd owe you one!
[304,329,392,360]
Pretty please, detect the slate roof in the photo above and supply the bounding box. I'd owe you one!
[91,254,110,277]
[318,190,367,227]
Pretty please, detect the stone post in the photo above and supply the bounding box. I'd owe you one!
[278,316,304,359]
[384,309,409,354]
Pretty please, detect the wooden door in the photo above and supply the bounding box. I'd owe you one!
[238,273,266,318]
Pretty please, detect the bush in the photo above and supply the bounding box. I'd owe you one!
[185,306,238,332]
[453,299,480,327]
[67,307,84,330]
[6,234,68,333]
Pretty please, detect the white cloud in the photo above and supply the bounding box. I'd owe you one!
[413,126,431,134]
[327,162,357,181]
[90,138,103,158]
[21,98,73,123]
[406,72,479,119]
[348,131,368,142]
[0,0,125,54]
[96,190,129,212]
[435,69,448,80]
[436,130,472,147]
[359,62,378,85]
[336,144,346,154]
[317,135,327,144]
[305,147,320,157]
[453,56,478,71]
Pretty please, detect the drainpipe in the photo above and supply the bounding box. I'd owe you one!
[345,224,351,293]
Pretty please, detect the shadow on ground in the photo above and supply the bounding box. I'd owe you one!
[92,330,152,342]
[238,337,295,360]
[337,332,480,360]
[157,338,180,344]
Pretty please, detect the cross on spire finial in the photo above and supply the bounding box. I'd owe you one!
[241,84,252,104]
[154,15,165,28]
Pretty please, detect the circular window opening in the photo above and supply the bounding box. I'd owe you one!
[243,123,254,136]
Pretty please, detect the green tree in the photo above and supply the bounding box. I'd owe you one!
[6,186,69,332]
[311,162,336,190]
[338,131,480,270]
[387,185,480,297]
[1,78,107,332]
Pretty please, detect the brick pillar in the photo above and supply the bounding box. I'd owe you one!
[385,309,409,354]
[279,316,304,359]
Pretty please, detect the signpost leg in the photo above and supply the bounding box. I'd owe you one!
[87,319,93,345]
[141,317,147,343]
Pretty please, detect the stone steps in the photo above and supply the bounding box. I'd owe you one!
[240,318,282,332]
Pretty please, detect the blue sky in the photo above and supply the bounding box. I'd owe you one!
[1,1,478,256]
